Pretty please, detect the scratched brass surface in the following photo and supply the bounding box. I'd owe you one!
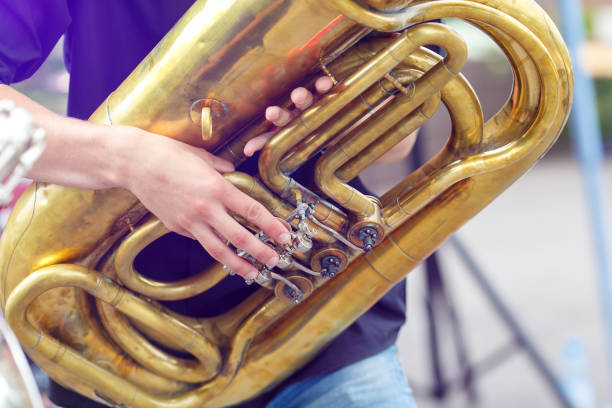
[0,0,572,407]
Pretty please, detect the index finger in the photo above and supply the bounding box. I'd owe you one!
[223,187,292,245]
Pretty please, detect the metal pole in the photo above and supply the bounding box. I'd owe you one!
[449,236,575,408]
[559,0,612,392]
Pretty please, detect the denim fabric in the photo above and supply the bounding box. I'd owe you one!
[266,345,417,408]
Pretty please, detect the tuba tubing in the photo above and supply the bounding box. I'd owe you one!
[0,0,572,407]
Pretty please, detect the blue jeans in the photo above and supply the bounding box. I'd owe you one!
[266,345,417,408]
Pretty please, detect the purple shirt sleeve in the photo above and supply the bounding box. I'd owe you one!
[0,0,70,84]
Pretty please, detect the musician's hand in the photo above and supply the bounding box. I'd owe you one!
[2,84,292,280]
[138,77,332,272]
[243,77,334,156]
[126,129,292,279]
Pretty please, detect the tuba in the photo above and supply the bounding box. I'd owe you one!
[0,0,572,407]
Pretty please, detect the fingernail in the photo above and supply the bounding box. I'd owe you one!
[279,233,292,245]
[266,107,279,121]
[293,87,307,101]
[266,255,279,268]
[246,271,259,280]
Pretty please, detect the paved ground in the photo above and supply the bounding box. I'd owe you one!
[363,155,612,408]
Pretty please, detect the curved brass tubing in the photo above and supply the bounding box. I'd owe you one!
[336,89,441,182]
[278,38,417,177]
[314,23,467,217]
[258,26,426,197]
[378,31,539,220]
[114,218,228,301]
[328,0,421,32]
[259,22,465,219]
[4,265,225,407]
[279,80,396,176]
[465,22,541,150]
[371,48,485,213]
[5,264,291,407]
[97,301,213,383]
[313,93,439,216]
[382,3,562,228]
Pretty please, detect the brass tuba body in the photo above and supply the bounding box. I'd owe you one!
[0,1,572,407]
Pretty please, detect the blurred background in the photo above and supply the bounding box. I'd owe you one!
[1,0,612,407]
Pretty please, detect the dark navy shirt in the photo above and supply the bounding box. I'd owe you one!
[0,1,407,407]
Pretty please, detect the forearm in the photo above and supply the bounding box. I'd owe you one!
[0,84,291,279]
[0,84,129,190]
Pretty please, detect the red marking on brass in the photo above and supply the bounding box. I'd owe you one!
[299,15,345,52]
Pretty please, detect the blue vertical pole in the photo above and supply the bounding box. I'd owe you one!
[560,0,612,392]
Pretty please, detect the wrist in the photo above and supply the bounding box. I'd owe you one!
[105,125,149,191]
